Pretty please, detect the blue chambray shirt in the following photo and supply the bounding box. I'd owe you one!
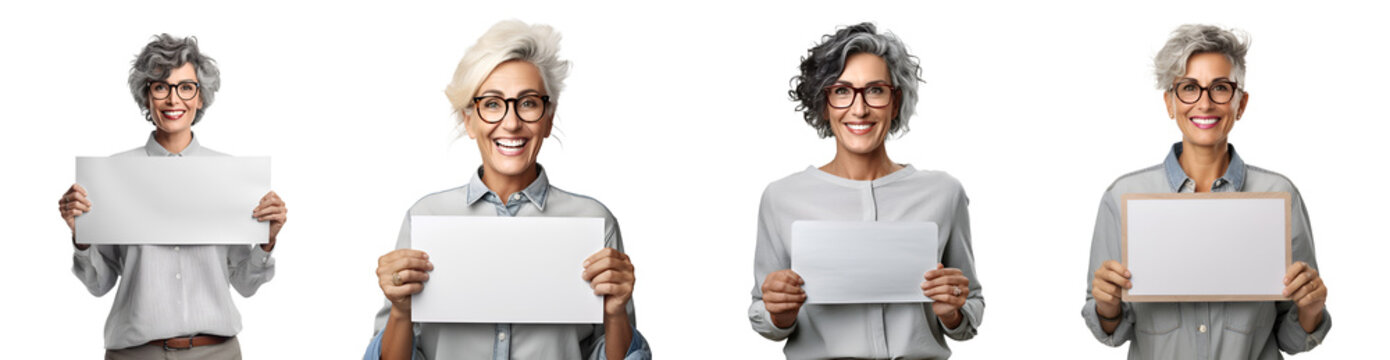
[364,165,651,360]
[1082,143,1332,359]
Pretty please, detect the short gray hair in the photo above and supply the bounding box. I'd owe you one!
[790,22,923,138]
[128,34,221,125]
[1153,24,1250,91]
[444,20,569,125]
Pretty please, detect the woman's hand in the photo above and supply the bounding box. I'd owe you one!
[377,249,433,315]
[59,184,93,249]
[761,269,806,329]
[1091,260,1131,326]
[922,263,970,328]
[252,191,287,251]
[582,248,636,316]
[1283,261,1327,333]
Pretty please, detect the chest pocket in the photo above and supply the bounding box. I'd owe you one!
[1221,302,1276,334]
[1133,302,1181,335]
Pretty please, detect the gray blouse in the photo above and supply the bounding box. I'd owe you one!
[749,165,984,360]
[367,166,644,360]
[1081,143,1332,359]
[71,132,276,349]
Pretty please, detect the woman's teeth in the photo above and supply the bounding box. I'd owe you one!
[495,138,527,155]
[847,123,872,131]
[1189,117,1220,129]
[162,110,185,119]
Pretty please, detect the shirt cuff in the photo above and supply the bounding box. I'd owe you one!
[749,301,796,341]
[939,310,972,338]
[1280,307,1331,354]
[1082,300,1133,347]
[362,330,385,360]
[623,326,652,360]
[251,244,275,266]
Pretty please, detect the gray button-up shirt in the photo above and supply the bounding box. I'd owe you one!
[750,165,984,360]
[1082,143,1332,359]
[71,132,276,349]
[367,166,646,360]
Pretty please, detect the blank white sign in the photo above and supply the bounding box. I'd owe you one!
[791,221,938,304]
[410,216,605,323]
[1123,193,1291,302]
[75,157,270,245]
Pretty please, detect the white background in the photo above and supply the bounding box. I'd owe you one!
[1,1,1384,358]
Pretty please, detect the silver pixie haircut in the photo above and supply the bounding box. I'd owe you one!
[128,34,220,125]
[1153,24,1250,91]
[444,20,570,124]
[790,22,923,138]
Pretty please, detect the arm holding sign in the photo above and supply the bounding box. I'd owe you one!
[1273,187,1331,354]
[1082,190,1137,346]
[63,183,123,296]
[920,185,983,339]
[749,186,803,340]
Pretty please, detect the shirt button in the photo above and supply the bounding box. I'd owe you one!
[174,246,180,251]
[175,273,182,280]
[1199,324,1208,333]
[498,332,507,342]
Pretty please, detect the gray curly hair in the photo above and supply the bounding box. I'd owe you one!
[790,22,924,138]
[128,33,221,124]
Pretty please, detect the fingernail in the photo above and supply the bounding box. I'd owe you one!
[582,260,591,267]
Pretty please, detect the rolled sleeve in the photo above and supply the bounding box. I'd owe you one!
[71,244,119,297]
[940,188,983,341]
[1081,299,1134,346]
[228,244,276,297]
[1277,307,1331,354]
[1082,190,1134,346]
[749,186,797,341]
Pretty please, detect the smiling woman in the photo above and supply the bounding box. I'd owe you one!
[750,22,985,359]
[364,20,651,360]
[1082,24,1332,359]
[58,33,287,359]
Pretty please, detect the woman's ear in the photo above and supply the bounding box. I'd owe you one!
[462,110,479,140]
[1163,92,1176,119]
[1236,91,1250,120]
[540,103,557,138]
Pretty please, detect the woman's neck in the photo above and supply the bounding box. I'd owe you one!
[154,129,193,154]
[481,165,539,205]
[821,144,901,181]
[1178,140,1230,193]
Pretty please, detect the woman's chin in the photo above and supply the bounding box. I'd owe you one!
[485,157,536,177]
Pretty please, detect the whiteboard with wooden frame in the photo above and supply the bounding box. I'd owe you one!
[1121,192,1292,302]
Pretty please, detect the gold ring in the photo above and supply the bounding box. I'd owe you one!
[392,272,402,286]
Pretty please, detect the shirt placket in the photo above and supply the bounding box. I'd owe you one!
[490,193,523,359]
[1197,302,1211,359]
[861,181,889,357]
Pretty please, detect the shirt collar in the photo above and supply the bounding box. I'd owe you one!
[143,131,203,157]
[1162,142,1247,192]
[464,164,551,211]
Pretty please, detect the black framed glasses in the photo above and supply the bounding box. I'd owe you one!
[825,84,896,108]
[471,94,550,123]
[1170,79,1240,104]
[148,81,200,101]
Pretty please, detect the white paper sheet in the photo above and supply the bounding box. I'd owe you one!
[1124,194,1289,301]
[410,216,605,323]
[74,157,270,245]
[791,221,939,304]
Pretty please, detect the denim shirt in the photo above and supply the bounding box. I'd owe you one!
[1082,143,1332,359]
[364,165,651,360]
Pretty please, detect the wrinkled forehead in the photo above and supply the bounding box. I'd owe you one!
[1179,52,1234,81]
[477,60,546,96]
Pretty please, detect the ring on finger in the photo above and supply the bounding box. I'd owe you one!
[392,271,403,286]
[953,286,962,297]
